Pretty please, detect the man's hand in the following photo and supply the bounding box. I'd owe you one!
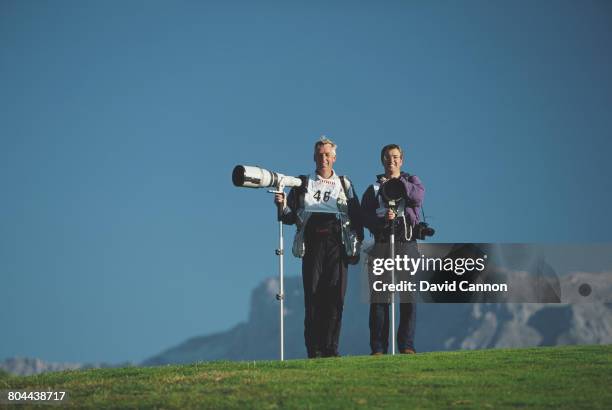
[274,192,286,209]
[386,209,396,221]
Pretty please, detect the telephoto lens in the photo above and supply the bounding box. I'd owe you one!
[232,165,303,189]
[381,178,407,204]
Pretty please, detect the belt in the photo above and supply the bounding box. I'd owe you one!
[307,224,340,237]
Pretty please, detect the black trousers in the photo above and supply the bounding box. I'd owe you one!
[302,230,348,358]
[368,240,418,354]
[369,302,416,353]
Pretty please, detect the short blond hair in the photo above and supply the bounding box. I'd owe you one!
[314,135,337,156]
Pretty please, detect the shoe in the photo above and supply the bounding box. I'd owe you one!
[371,352,384,356]
[400,348,416,354]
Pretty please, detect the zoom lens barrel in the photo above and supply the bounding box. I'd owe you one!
[232,165,303,189]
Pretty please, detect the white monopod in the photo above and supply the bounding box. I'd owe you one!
[388,201,397,356]
[269,183,287,361]
[380,177,407,356]
[232,165,303,362]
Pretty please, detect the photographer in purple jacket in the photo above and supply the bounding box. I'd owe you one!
[360,144,425,355]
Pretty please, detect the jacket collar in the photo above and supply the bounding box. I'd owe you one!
[376,172,408,183]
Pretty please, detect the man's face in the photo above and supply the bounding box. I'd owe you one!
[314,143,336,173]
[383,148,403,175]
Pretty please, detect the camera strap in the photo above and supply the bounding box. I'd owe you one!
[338,175,352,199]
[420,204,428,223]
[404,217,412,241]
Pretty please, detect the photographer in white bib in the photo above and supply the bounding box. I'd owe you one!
[274,137,363,358]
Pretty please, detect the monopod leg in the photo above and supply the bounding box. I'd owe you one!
[390,222,396,356]
[273,190,285,362]
[277,220,284,361]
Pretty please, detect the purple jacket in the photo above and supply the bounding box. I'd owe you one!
[360,172,425,240]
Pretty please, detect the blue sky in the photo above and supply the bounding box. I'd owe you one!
[1,0,611,363]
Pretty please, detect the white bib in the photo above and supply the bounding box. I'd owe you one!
[304,175,342,214]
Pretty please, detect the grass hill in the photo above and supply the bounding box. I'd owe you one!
[143,273,612,365]
[2,345,610,409]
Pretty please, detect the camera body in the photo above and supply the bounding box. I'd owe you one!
[412,222,435,240]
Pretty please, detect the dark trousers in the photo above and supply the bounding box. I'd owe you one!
[369,302,416,353]
[368,240,418,354]
[302,231,348,358]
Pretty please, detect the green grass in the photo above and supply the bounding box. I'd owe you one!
[2,345,611,409]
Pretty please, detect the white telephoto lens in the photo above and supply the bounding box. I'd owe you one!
[232,165,303,189]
